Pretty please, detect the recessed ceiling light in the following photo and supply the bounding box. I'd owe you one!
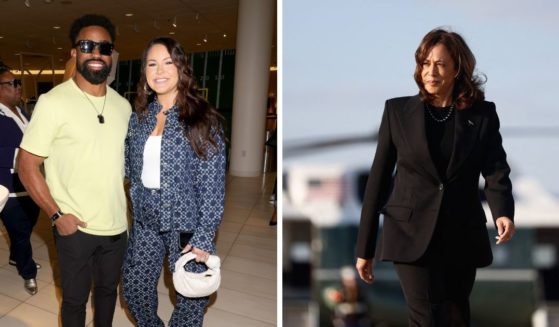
[169,32,175,35]
[223,33,227,38]
[53,26,61,29]
[196,43,201,46]
[57,47,63,50]
[0,36,4,39]
[125,13,134,17]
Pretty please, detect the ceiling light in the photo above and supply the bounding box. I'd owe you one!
[125,13,134,17]
[196,43,201,46]
[44,0,53,3]
[195,13,199,21]
[53,26,61,29]
[57,47,63,50]
[24,0,31,7]
[203,35,208,43]
[223,33,227,38]
[169,31,175,35]
[172,16,177,28]
[0,36,4,39]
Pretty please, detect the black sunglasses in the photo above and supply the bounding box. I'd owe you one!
[74,40,114,56]
[0,79,22,88]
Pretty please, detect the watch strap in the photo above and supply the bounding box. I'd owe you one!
[50,210,64,223]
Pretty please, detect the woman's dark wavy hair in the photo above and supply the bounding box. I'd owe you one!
[135,37,223,159]
[414,28,486,109]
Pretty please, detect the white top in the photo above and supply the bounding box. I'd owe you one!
[0,103,29,169]
[0,185,8,211]
[141,135,162,189]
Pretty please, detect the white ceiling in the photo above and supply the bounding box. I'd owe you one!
[0,0,275,70]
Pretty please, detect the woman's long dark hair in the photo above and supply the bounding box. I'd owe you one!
[414,28,486,109]
[135,37,222,158]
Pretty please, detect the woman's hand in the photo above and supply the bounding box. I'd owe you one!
[356,258,374,284]
[181,244,210,262]
[495,216,515,244]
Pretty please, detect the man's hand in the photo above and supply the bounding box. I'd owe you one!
[54,214,87,236]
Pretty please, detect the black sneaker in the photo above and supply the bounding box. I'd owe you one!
[9,260,41,270]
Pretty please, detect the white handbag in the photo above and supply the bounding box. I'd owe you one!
[0,185,9,211]
[173,252,221,298]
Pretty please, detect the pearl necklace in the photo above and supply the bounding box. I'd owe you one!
[426,102,454,123]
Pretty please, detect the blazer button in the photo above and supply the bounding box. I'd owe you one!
[439,184,444,191]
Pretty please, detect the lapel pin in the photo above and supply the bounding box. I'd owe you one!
[467,120,474,126]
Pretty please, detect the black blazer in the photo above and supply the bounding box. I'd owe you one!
[356,95,514,268]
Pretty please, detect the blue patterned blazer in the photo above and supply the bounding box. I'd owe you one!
[125,101,226,253]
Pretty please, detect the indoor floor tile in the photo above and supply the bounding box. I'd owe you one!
[0,173,277,326]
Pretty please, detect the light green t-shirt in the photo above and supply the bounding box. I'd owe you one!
[20,79,132,236]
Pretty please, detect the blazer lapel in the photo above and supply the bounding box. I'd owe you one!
[446,105,482,179]
[400,96,440,182]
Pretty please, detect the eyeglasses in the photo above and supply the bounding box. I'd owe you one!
[74,40,114,56]
[0,79,22,88]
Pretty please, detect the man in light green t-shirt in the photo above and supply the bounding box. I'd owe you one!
[18,14,131,327]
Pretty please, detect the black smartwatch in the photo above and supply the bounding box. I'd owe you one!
[50,210,64,223]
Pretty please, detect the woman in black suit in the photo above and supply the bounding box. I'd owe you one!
[355,28,515,326]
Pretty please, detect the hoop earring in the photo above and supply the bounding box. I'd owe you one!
[144,83,153,95]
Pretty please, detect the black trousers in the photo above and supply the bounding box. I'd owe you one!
[394,260,476,327]
[54,228,127,327]
[0,197,39,279]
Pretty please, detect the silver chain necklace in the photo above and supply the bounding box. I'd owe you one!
[80,88,107,124]
[426,102,454,123]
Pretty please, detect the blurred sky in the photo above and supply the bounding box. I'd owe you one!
[283,0,559,195]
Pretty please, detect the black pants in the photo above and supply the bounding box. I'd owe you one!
[54,228,127,327]
[394,261,476,327]
[0,197,39,279]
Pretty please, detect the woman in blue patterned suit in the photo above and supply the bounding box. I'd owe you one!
[122,37,226,327]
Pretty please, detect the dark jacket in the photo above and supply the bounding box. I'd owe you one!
[0,105,29,208]
[356,95,514,267]
[125,101,226,254]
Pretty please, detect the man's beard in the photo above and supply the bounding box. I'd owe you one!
[77,59,111,85]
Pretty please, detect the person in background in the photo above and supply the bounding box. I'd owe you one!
[323,266,372,327]
[122,36,226,327]
[0,63,41,295]
[355,28,515,326]
[18,14,131,326]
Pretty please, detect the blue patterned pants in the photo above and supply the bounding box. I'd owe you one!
[122,187,209,327]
